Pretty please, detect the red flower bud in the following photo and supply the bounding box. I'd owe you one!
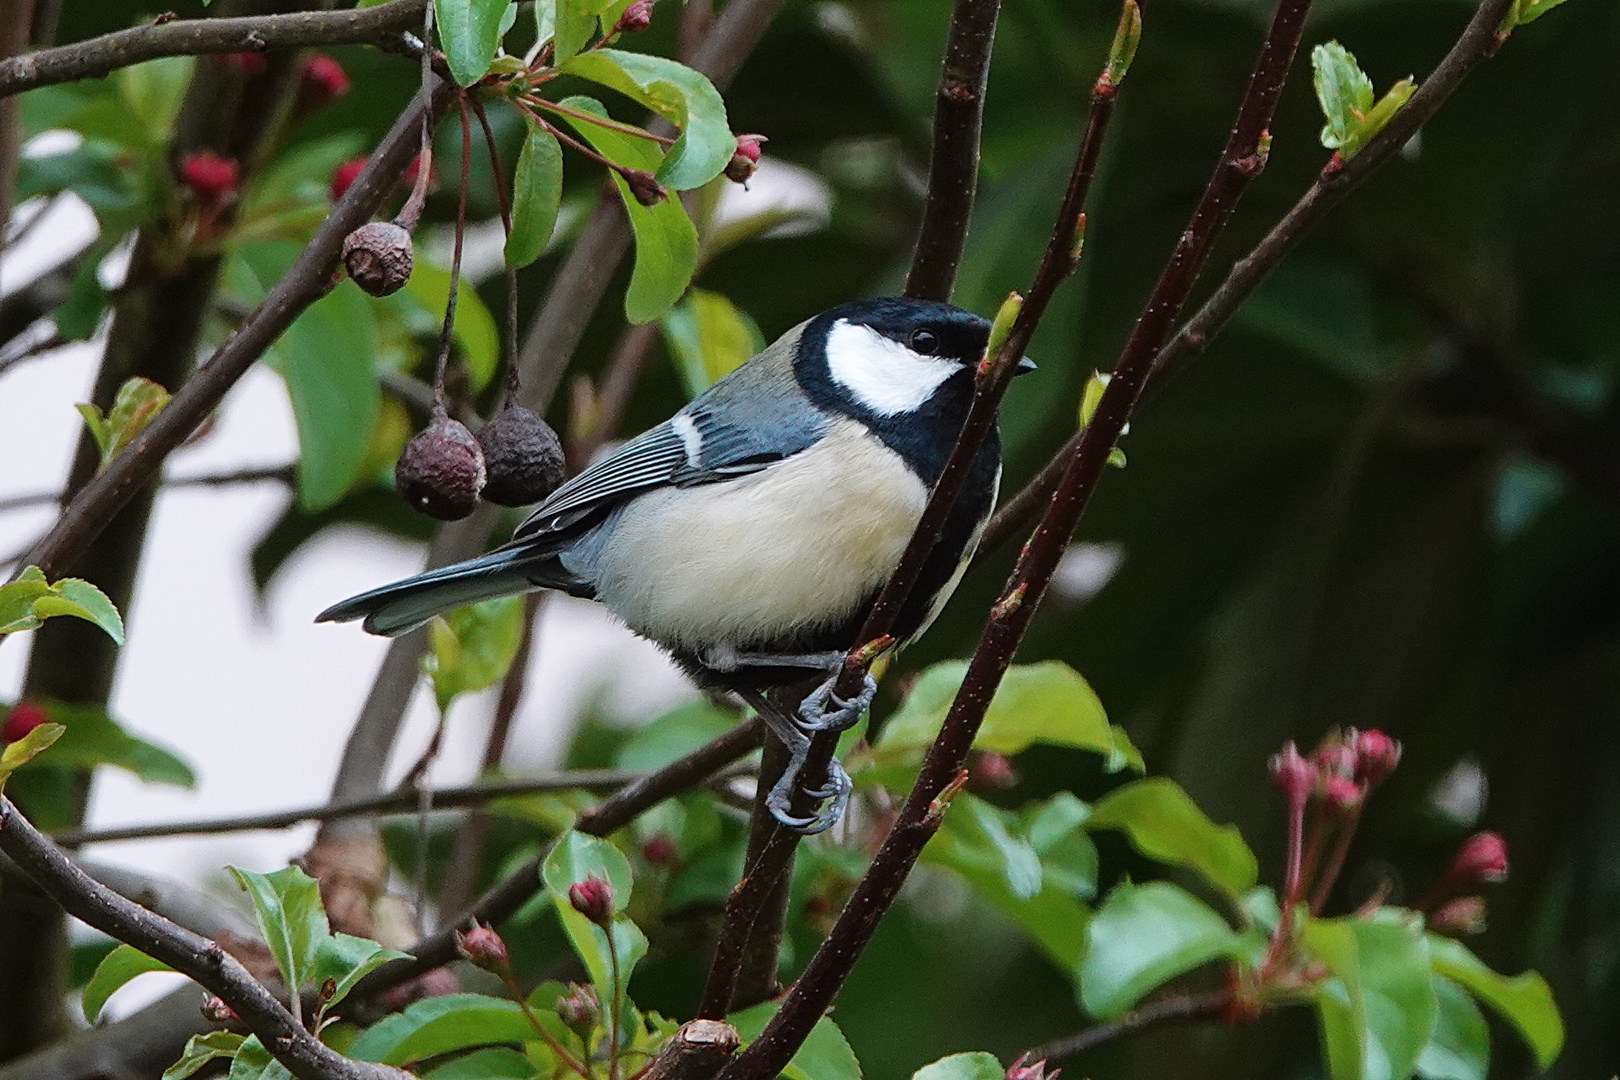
[613,0,654,35]
[454,921,510,975]
[621,168,667,207]
[2,701,48,743]
[725,134,765,184]
[568,874,615,926]
[178,152,239,204]
[300,55,350,109]
[969,750,1019,790]
[1429,896,1487,937]
[330,157,367,201]
[642,834,677,866]
[1268,741,1314,804]
[556,982,600,1038]
[1312,738,1356,782]
[216,51,268,76]
[1005,1053,1060,1080]
[1320,774,1362,811]
[1350,728,1401,788]
[1449,832,1508,885]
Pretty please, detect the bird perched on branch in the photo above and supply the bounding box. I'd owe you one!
[318,297,1033,831]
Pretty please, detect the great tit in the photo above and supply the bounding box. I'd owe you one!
[318,297,1034,831]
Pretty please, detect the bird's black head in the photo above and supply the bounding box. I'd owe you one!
[831,297,993,368]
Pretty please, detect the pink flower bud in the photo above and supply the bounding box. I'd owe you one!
[2,701,48,743]
[621,169,666,207]
[1268,741,1314,804]
[725,134,765,184]
[1350,729,1401,788]
[1429,896,1487,937]
[569,874,615,926]
[1449,832,1508,885]
[1320,774,1362,811]
[970,750,1019,790]
[613,0,654,35]
[330,156,367,201]
[300,55,350,108]
[1312,738,1356,781]
[454,921,510,975]
[1005,1053,1060,1080]
[178,152,239,203]
[642,834,677,866]
[556,982,600,1037]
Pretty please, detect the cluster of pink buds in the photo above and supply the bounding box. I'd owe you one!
[1418,831,1509,935]
[2,701,48,743]
[1270,728,1402,814]
[1005,1053,1059,1080]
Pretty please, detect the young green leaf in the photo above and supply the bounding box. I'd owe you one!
[421,1046,542,1079]
[1085,777,1258,896]
[730,1002,861,1080]
[0,566,125,643]
[310,933,411,1013]
[436,0,514,86]
[425,595,526,711]
[1351,913,1439,1080]
[227,1034,291,1080]
[1510,0,1570,27]
[162,1031,246,1080]
[552,0,613,66]
[348,994,533,1065]
[1079,881,1250,1019]
[1306,918,1367,1080]
[562,49,735,189]
[1427,935,1562,1069]
[227,866,329,994]
[82,943,175,1023]
[661,289,765,397]
[0,722,67,790]
[506,122,564,268]
[1416,976,1490,1080]
[912,1052,1003,1080]
[1312,42,1374,153]
[555,95,698,323]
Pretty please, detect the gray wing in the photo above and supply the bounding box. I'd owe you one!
[514,321,827,540]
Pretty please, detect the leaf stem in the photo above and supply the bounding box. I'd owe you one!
[527,96,677,147]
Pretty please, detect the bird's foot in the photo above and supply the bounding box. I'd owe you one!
[766,753,852,835]
[796,669,878,734]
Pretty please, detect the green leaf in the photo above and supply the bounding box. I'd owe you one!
[876,661,1127,765]
[425,596,527,711]
[82,943,175,1023]
[114,56,193,143]
[562,49,734,189]
[550,0,612,65]
[1312,42,1374,152]
[422,1047,542,1080]
[1416,977,1489,1080]
[0,722,66,790]
[661,289,764,397]
[163,1031,246,1080]
[506,122,564,268]
[436,0,513,85]
[0,566,125,644]
[82,376,170,467]
[542,831,646,1016]
[731,1002,861,1080]
[227,866,329,993]
[1427,935,1562,1069]
[616,699,741,771]
[349,994,532,1065]
[14,700,193,788]
[228,1035,291,1080]
[1353,913,1439,1080]
[404,259,501,393]
[1511,0,1570,27]
[912,1052,1003,1080]
[1079,881,1246,1020]
[556,95,698,323]
[266,279,381,511]
[311,933,410,1013]
[1085,777,1258,896]
[1307,918,1367,1080]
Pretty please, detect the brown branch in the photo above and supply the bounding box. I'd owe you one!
[0,465,294,514]
[981,0,1517,554]
[0,799,402,1080]
[1023,991,1232,1064]
[0,0,426,99]
[903,0,1003,302]
[49,769,648,847]
[719,0,1316,1072]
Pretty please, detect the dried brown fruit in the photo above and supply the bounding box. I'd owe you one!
[342,221,414,296]
[477,403,566,507]
[396,409,486,520]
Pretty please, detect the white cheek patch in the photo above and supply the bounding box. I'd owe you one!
[825,319,960,416]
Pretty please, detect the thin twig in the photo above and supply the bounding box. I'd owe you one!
[1022,991,1232,1064]
[981,0,1518,554]
[0,0,427,99]
[903,0,1003,302]
[0,464,294,514]
[0,798,401,1080]
[719,0,1315,1070]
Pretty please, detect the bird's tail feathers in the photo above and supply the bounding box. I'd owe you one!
[316,546,566,637]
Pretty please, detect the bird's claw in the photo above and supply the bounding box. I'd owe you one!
[796,670,878,734]
[766,754,852,835]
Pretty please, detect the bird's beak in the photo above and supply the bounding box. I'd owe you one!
[1015,356,1038,376]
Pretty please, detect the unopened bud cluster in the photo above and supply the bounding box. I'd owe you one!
[454,921,511,975]
[1270,728,1402,812]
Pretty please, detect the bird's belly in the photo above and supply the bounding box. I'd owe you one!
[592,424,928,655]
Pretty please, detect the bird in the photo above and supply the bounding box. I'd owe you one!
[318,297,1034,832]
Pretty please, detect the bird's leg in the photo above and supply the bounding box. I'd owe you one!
[703,646,878,736]
[738,689,852,835]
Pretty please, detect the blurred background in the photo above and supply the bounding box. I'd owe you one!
[2,0,1618,1077]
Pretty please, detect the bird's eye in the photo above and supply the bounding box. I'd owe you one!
[909,328,939,355]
